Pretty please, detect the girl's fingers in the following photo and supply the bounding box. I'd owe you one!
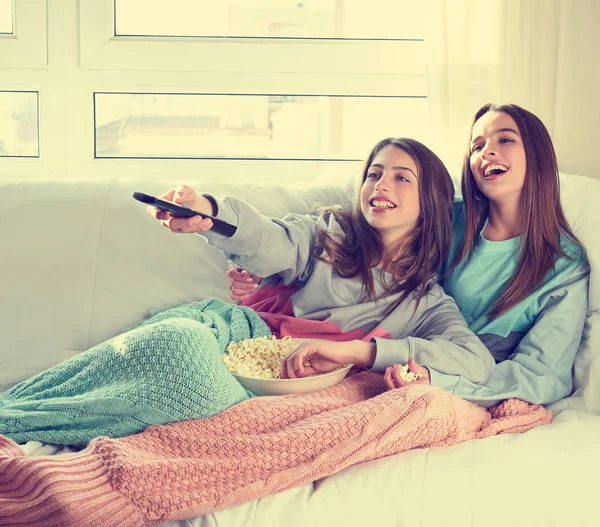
[187,218,213,232]
[407,358,430,384]
[226,268,261,292]
[147,206,171,220]
[235,268,261,283]
[286,344,305,378]
[285,357,297,379]
[157,188,177,202]
[385,362,431,390]
[157,186,195,209]
[230,294,246,302]
[384,367,395,390]
[280,345,311,379]
[172,185,194,204]
[161,216,213,233]
[173,189,188,204]
[293,346,303,374]
[241,270,262,283]
[391,364,407,387]
[229,282,258,293]
[228,274,258,301]
[229,286,252,298]
[407,358,427,375]
[279,358,288,379]
[281,353,296,379]
[226,267,242,280]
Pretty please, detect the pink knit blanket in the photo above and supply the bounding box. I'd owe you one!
[0,372,552,527]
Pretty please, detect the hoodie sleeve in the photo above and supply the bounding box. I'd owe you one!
[369,290,496,384]
[198,194,325,285]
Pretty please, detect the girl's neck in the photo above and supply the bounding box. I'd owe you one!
[484,199,523,241]
[377,240,408,272]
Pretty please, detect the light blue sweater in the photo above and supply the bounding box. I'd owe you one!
[435,198,590,407]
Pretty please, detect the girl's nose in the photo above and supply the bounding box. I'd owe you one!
[375,172,393,191]
[481,142,496,159]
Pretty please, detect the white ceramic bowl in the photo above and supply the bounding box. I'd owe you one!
[232,364,354,396]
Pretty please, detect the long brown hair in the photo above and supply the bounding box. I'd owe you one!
[454,103,583,319]
[314,137,454,311]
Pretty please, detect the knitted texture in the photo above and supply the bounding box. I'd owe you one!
[0,299,270,445]
[0,372,553,527]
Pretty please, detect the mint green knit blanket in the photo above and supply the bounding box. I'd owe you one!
[0,299,271,446]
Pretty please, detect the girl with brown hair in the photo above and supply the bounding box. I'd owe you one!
[0,137,494,446]
[229,105,590,406]
[156,136,494,385]
[436,103,589,406]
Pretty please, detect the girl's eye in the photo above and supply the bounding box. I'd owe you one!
[499,137,514,144]
[367,172,381,179]
[396,175,409,182]
[471,144,482,153]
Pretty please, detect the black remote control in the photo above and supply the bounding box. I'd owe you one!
[133,192,237,238]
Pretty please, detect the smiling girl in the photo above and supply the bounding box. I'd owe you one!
[435,103,590,406]
[0,137,495,446]
[229,105,590,407]
[0,139,494,450]
[158,137,495,385]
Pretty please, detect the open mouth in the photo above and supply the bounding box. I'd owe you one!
[370,198,396,209]
[484,164,508,178]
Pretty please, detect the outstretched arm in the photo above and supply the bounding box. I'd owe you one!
[148,185,325,284]
[281,341,431,388]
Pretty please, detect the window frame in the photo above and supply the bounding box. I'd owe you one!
[0,0,47,68]
[92,90,428,162]
[80,0,425,80]
[0,1,431,183]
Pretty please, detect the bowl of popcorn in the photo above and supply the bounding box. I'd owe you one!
[223,335,354,396]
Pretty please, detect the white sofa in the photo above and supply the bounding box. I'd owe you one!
[1,172,599,527]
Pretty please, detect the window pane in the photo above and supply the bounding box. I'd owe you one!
[95,93,427,160]
[115,0,424,40]
[0,0,12,34]
[0,91,39,157]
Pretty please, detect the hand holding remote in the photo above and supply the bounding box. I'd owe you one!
[164,185,204,212]
[141,185,236,237]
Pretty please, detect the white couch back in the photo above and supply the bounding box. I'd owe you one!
[0,172,598,413]
[0,176,352,389]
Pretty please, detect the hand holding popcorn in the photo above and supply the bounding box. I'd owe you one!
[384,358,430,390]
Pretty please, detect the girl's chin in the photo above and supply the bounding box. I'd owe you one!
[479,183,523,200]
[366,216,390,228]
[366,218,413,236]
[366,210,396,221]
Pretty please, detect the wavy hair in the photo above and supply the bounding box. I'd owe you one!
[314,137,455,311]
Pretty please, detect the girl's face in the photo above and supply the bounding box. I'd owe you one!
[360,145,421,248]
[469,111,527,203]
